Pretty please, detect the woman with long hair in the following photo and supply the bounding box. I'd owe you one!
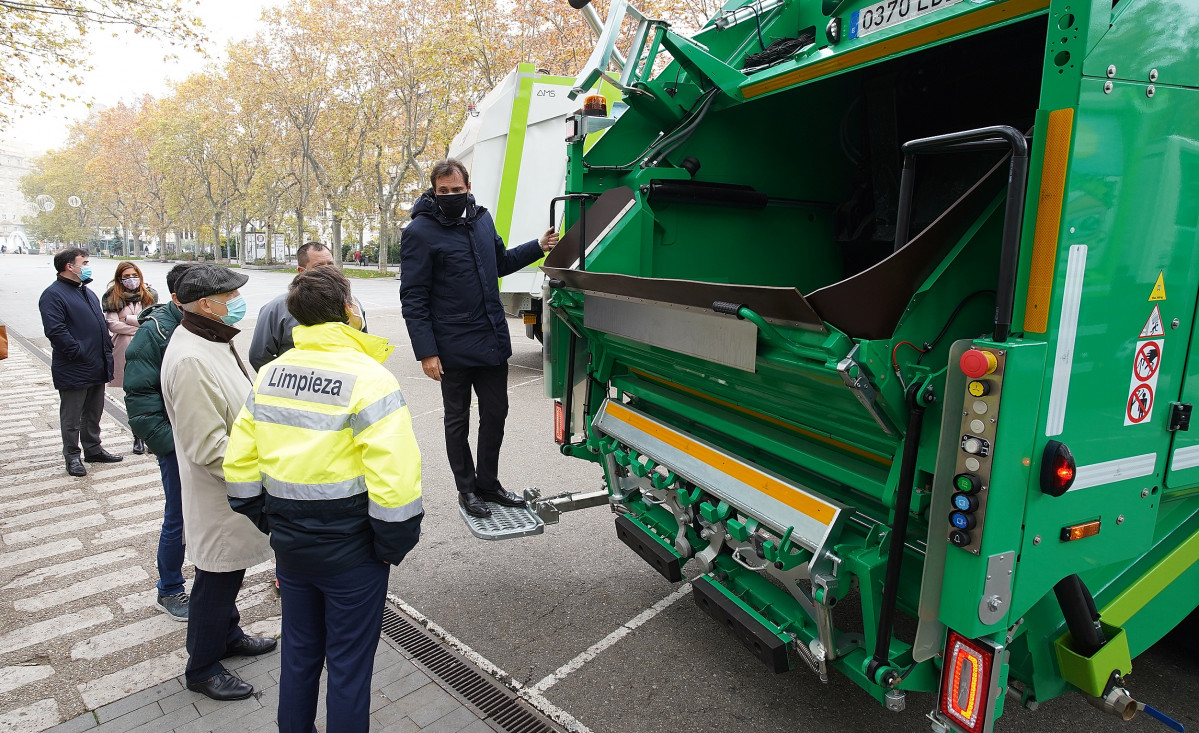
[103,261,157,453]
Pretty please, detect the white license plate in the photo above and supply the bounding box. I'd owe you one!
[849,0,964,39]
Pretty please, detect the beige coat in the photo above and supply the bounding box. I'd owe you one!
[104,296,144,388]
[162,323,272,573]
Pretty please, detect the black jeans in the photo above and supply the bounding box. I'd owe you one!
[440,363,508,495]
[58,384,105,459]
[185,568,248,683]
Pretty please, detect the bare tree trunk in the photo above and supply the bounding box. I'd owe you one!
[211,213,221,260]
[331,214,343,265]
[295,207,304,257]
[378,215,389,273]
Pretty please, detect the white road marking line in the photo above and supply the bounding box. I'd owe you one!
[84,462,160,480]
[107,502,163,520]
[387,593,594,733]
[245,616,282,638]
[0,489,85,516]
[0,607,113,655]
[77,647,188,709]
[14,566,149,612]
[4,548,139,589]
[0,665,55,694]
[116,589,158,614]
[92,519,159,545]
[6,437,130,458]
[244,558,276,578]
[91,472,160,494]
[0,539,84,570]
[70,613,183,660]
[0,698,59,732]
[0,476,76,500]
[106,487,162,506]
[0,499,101,529]
[529,583,693,694]
[3,514,105,545]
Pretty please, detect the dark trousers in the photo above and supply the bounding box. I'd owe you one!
[155,452,185,597]
[440,363,509,495]
[277,559,390,733]
[185,568,247,683]
[58,385,105,459]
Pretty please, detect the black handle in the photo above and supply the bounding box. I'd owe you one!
[712,301,745,317]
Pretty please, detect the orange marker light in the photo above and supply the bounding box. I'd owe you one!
[583,95,608,116]
[1061,520,1101,542]
[554,400,566,444]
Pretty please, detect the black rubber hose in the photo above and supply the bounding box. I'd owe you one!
[1054,574,1107,657]
[867,383,927,682]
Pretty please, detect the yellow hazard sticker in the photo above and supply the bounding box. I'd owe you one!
[1149,271,1167,301]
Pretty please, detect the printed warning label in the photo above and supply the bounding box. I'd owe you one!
[1149,271,1167,301]
[1140,305,1165,338]
[1125,338,1163,426]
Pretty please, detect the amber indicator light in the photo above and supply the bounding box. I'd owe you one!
[554,400,566,444]
[1060,519,1101,542]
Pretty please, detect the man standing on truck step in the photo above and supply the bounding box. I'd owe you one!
[400,158,558,518]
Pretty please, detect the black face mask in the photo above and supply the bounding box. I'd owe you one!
[436,192,469,219]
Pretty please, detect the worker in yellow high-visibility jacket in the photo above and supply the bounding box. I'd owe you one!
[223,266,423,733]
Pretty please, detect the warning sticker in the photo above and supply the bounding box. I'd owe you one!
[1127,384,1154,424]
[1149,271,1167,301]
[1125,338,1163,426]
[1134,340,1162,381]
[1140,305,1165,338]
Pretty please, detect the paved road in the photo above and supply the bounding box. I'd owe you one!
[0,253,1194,732]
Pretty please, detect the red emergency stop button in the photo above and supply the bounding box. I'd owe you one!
[960,349,997,379]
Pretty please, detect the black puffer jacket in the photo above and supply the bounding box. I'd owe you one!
[122,302,184,455]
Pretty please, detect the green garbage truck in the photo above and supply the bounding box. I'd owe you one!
[463,0,1199,729]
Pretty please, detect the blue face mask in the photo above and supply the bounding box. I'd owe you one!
[210,295,246,325]
[74,264,93,281]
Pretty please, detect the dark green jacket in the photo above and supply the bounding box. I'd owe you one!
[122,302,184,455]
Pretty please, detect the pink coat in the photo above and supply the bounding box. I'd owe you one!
[104,294,147,388]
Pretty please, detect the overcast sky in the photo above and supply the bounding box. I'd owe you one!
[1,0,277,156]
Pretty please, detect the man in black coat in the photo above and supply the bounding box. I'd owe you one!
[400,158,558,518]
[39,247,123,476]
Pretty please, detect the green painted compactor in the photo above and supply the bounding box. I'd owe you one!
[471,0,1199,729]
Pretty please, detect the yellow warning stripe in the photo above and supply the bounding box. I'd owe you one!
[604,401,838,526]
[630,368,893,467]
[1023,108,1074,333]
[742,0,1050,99]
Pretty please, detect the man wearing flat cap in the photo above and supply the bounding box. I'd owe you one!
[161,265,276,702]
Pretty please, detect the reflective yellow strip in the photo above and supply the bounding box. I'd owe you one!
[629,368,893,466]
[1101,527,1199,628]
[742,0,1050,99]
[1023,108,1074,333]
[605,401,838,526]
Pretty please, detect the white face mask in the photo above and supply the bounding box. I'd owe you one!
[121,277,141,290]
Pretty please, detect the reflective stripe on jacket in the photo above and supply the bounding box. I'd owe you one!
[224,322,423,575]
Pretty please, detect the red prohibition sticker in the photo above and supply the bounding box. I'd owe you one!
[1134,340,1161,381]
[1127,383,1154,424]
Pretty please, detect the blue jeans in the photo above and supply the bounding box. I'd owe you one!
[277,558,390,733]
[156,452,185,597]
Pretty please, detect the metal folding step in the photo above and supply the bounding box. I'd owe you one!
[459,503,545,540]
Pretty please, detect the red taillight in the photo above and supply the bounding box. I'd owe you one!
[1040,440,1076,496]
[939,631,996,733]
[554,400,565,444]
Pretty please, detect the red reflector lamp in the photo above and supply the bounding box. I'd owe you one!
[1060,519,1101,542]
[939,630,996,733]
[1040,440,1076,496]
[554,400,566,444]
[959,349,998,379]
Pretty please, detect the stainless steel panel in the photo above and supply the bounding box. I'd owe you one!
[584,294,759,372]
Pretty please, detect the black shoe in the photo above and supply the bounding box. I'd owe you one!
[66,457,86,477]
[222,635,277,659]
[460,492,492,518]
[132,438,145,455]
[477,488,526,508]
[186,671,253,701]
[83,449,123,463]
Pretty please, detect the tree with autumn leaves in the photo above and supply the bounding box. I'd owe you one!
[21,0,712,264]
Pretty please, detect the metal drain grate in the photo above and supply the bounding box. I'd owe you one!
[380,605,561,733]
[459,503,544,540]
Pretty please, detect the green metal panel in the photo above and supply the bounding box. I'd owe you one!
[1081,0,1199,88]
